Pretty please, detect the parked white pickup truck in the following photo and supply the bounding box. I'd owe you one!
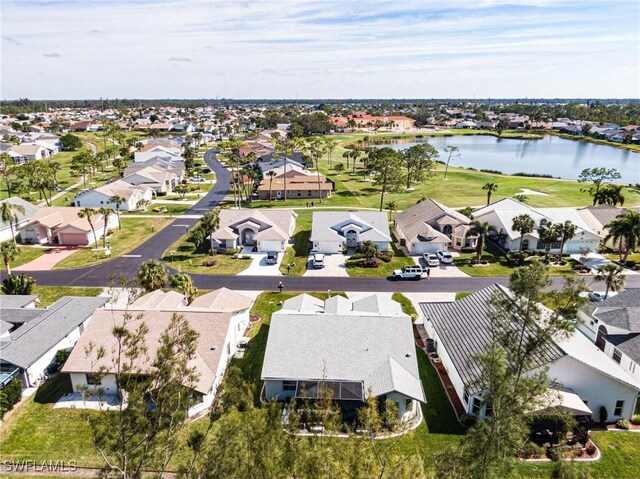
[392,265,424,280]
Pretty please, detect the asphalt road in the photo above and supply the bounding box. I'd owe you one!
[13,148,640,293]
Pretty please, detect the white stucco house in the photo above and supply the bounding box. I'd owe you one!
[394,198,477,254]
[472,198,602,253]
[62,288,254,417]
[310,211,391,254]
[261,294,425,421]
[210,209,297,252]
[420,285,640,421]
[133,145,182,163]
[0,296,107,389]
[73,180,153,211]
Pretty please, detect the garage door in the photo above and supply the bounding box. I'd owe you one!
[58,233,89,245]
[259,240,284,252]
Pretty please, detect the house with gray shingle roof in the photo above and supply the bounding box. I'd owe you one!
[578,289,640,384]
[310,211,391,254]
[421,285,640,420]
[210,209,296,252]
[394,198,477,254]
[0,296,107,388]
[261,294,424,421]
[0,197,39,243]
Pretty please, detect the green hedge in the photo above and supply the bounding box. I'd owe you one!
[0,378,23,419]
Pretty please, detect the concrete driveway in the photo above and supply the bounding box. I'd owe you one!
[14,246,79,272]
[303,253,349,277]
[412,256,469,278]
[237,247,284,276]
[571,252,639,276]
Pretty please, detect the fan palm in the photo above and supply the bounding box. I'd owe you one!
[77,207,99,246]
[0,240,20,275]
[109,195,125,230]
[0,201,25,245]
[605,210,640,265]
[135,259,168,292]
[482,182,499,206]
[594,263,625,299]
[512,214,535,251]
[466,220,497,265]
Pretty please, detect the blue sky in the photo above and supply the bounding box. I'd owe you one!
[2,0,639,99]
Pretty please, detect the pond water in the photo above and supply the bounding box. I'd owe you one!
[382,135,639,184]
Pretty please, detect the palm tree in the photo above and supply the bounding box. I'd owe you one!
[77,207,99,246]
[385,200,398,221]
[466,220,497,265]
[266,171,277,201]
[538,222,562,254]
[135,259,168,291]
[109,195,125,230]
[0,240,20,275]
[605,210,640,265]
[594,263,625,299]
[98,207,112,249]
[558,220,577,258]
[482,182,498,206]
[0,201,25,245]
[512,214,535,251]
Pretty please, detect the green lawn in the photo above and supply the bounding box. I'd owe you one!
[454,246,583,277]
[124,203,192,217]
[0,245,50,270]
[162,236,251,275]
[392,292,418,320]
[31,286,103,307]
[346,239,414,277]
[279,210,312,275]
[455,292,472,301]
[53,217,171,269]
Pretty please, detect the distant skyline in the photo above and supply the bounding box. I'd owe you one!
[2,0,639,100]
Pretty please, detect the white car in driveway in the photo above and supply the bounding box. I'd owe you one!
[423,253,440,267]
[436,250,454,264]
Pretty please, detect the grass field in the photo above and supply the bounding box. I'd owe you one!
[31,286,103,306]
[162,236,252,275]
[53,217,171,269]
[0,245,50,270]
[279,210,312,275]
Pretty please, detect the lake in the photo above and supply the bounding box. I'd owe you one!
[383,135,639,184]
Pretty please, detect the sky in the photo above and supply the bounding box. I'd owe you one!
[1,0,639,100]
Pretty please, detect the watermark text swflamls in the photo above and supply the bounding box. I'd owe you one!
[3,460,78,472]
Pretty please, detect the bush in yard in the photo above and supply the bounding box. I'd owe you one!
[616,419,631,430]
[55,349,71,365]
[631,414,640,425]
[507,251,527,266]
[599,405,608,424]
[2,273,36,295]
[0,378,23,419]
[334,163,344,171]
[356,240,379,259]
[364,257,380,268]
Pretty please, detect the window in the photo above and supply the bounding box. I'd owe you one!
[614,400,624,416]
[405,398,413,411]
[86,373,101,386]
[521,239,529,250]
[485,401,494,416]
[297,192,301,197]
[630,362,636,374]
[308,191,312,196]
[472,398,482,415]
[283,381,296,392]
[613,348,622,364]
[463,387,469,405]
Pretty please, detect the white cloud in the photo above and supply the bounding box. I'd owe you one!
[1,0,638,98]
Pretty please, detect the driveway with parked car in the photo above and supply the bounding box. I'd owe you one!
[414,252,469,278]
[237,247,284,276]
[303,253,349,277]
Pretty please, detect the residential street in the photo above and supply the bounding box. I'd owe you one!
[10,148,640,293]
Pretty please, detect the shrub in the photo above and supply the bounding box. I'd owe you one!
[365,258,380,268]
[459,413,477,428]
[349,253,367,261]
[156,191,168,197]
[616,419,631,430]
[377,251,394,263]
[55,349,71,365]
[2,273,36,295]
[520,441,547,458]
[507,251,527,266]
[631,414,640,425]
[201,260,219,267]
[480,168,503,175]
[0,378,23,419]
[334,163,344,172]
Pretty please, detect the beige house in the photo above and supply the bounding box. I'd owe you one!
[578,205,640,250]
[19,207,119,246]
[210,209,296,252]
[394,199,476,254]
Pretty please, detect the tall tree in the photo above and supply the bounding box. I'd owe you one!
[306,136,327,203]
[71,150,96,189]
[266,171,277,202]
[366,147,404,211]
[109,195,126,230]
[605,210,640,265]
[401,143,438,189]
[324,138,337,169]
[135,259,168,291]
[0,153,16,197]
[595,263,626,299]
[98,207,113,249]
[437,263,587,479]
[385,200,398,221]
[538,221,562,254]
[189,209,221,251]
[0,200,25,245]
[511,214,535,251]
[78,207,99,246]
[0,240,20,275]
[558,220,577,257]
[467,220,497,264]
[482,182,498,206]
[578,167,622,206]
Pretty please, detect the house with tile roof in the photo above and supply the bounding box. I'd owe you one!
[311,211,391,254]
[210,209,296,252]
[394,198,477,254]
[19,206,119,246]
[0,296,107,388]
[473,198,602,253]
[578,289,640,385]
[261,294,424,421]
[420,285,640,420]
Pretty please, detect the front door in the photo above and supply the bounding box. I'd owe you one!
[242,229,256,246]
[346,230,358,248]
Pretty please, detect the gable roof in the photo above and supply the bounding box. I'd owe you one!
[130,290,186,310]
[189,288,253,313]
[311,211,391,243]
[62,308,233,395]
[0,294,37,309]
[261,311,424,402]
[0,198,39,230]
[395,200,471,243]
[0,296,107,369]
[211,209,295,243]
[23,207,108,233]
